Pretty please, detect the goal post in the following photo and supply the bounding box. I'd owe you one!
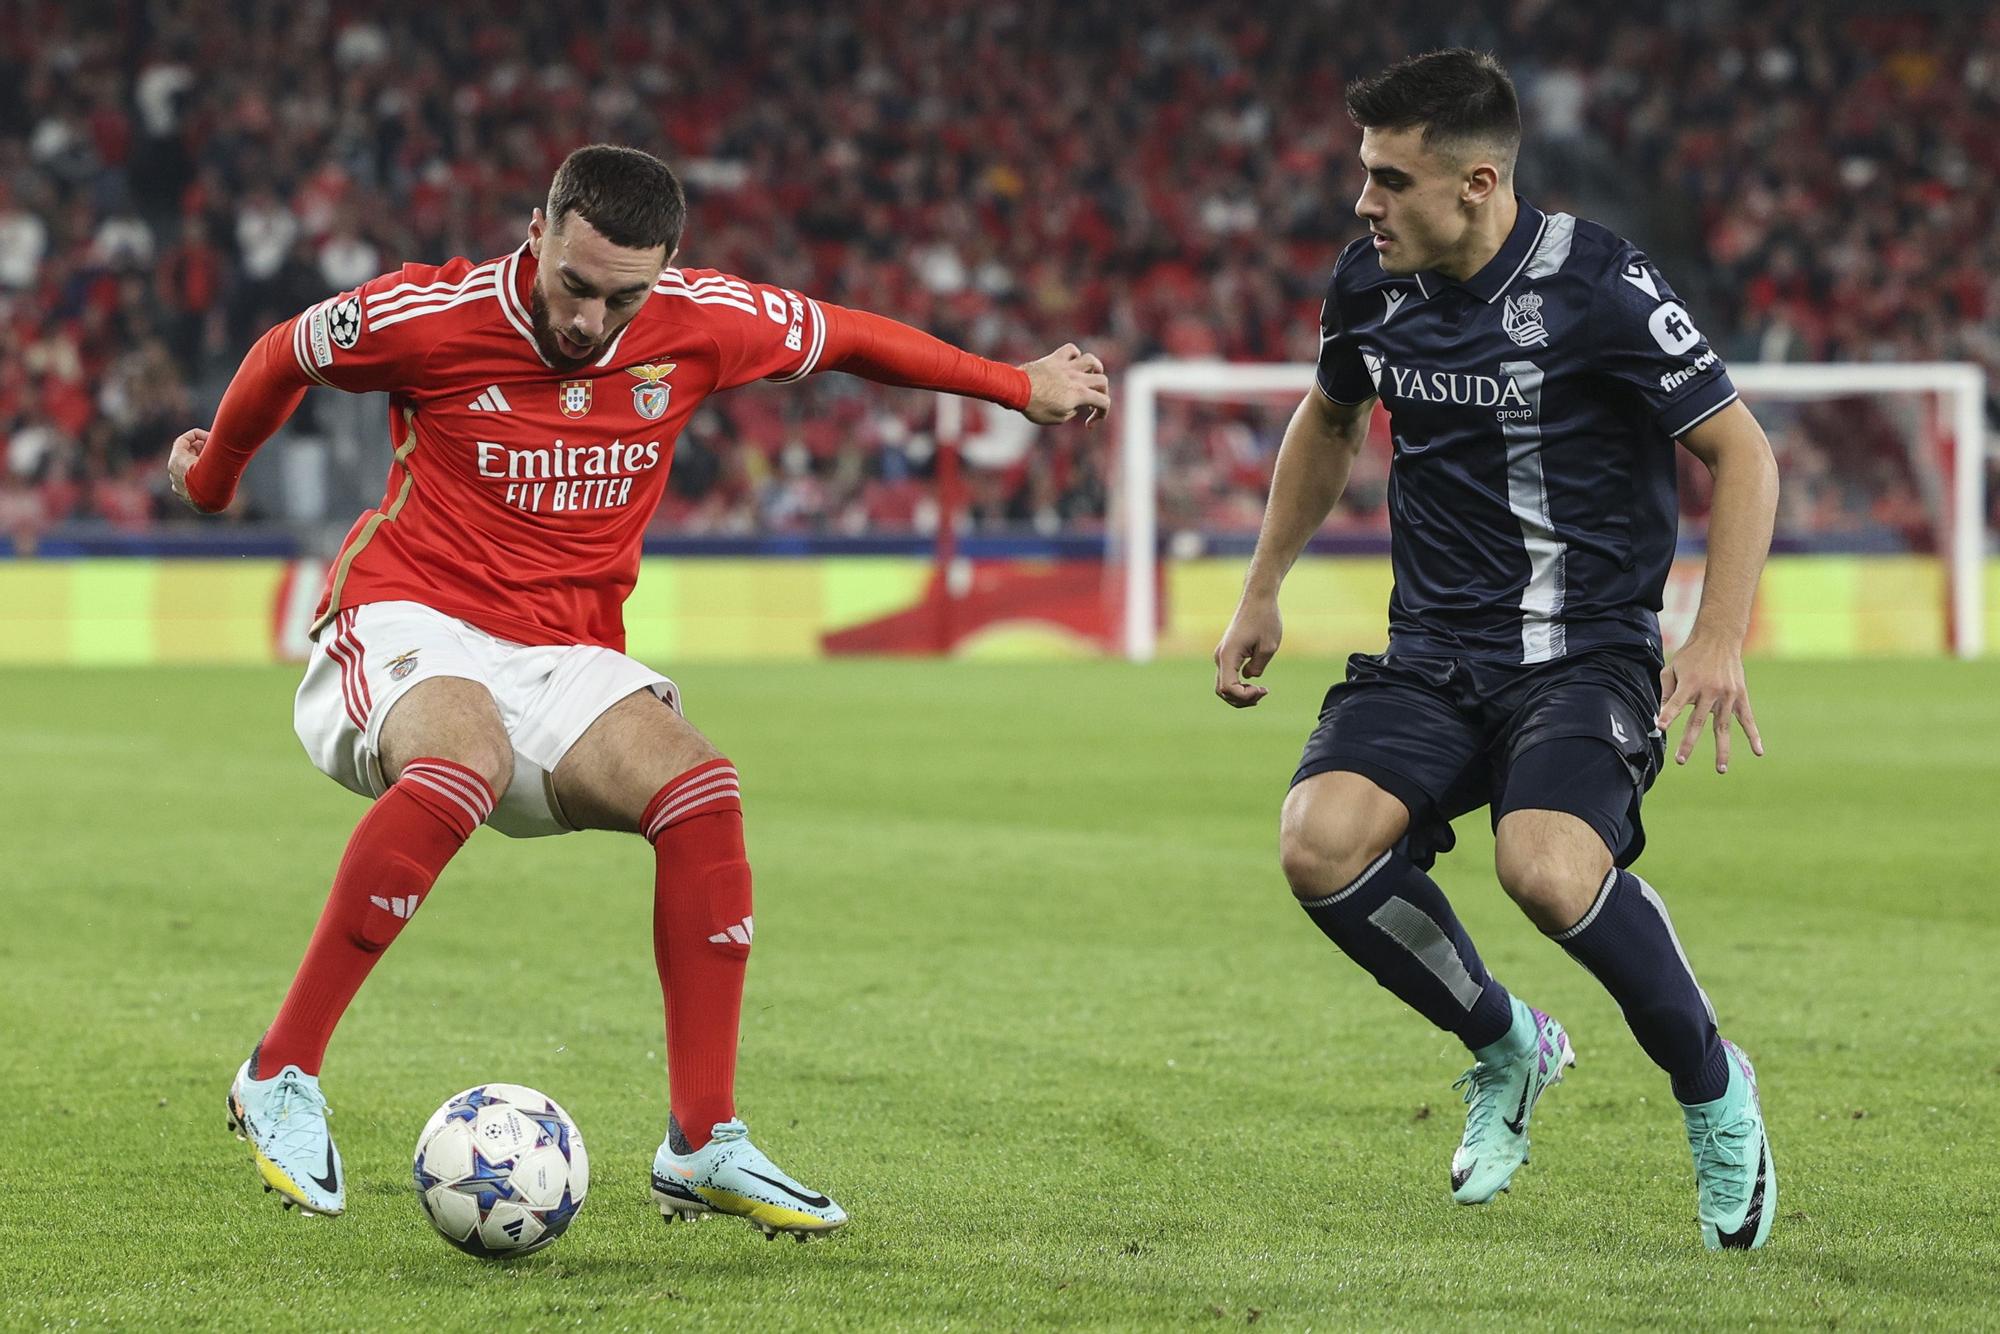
[1116,359,1989,662]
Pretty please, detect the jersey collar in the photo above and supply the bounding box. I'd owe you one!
[497,241,643,371]
[1419,197,1546,305]
[498,243,554,367]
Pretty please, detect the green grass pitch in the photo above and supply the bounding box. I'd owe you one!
[2,657,1995,1329]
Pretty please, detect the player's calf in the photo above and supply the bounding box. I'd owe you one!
[258,757,496,1075]
[1546,867,1729,1105]
[1286,776,1515,1050]
[641,759,753,1143]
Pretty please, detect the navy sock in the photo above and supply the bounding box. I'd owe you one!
[1552,868,1730,1103]
[1298,848,1515,1051]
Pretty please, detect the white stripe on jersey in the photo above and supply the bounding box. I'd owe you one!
[660,269,753,299]
[1667,391,1739,439]
[497,248,553,367]
[650,283,758,316]
[369,277,500,330]
[364,260,503,315]
[592,320,635,368]
[768,296,827,383]
[290,298,336,387]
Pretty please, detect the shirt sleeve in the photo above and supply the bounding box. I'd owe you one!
[665,268,827,391]
[814,303,1031,408]
[1314,263,1376,405]
[1590,247,1738,438]
[288,262,469,395]
[184,264,456,511]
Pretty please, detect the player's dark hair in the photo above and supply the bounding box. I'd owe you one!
[1345,49,1521,166]
[545,144,686,254]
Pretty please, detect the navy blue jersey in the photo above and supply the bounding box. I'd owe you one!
[1315,201,1737,664]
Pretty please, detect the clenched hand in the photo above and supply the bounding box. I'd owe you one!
[167,428,217,512]
[1020,344,1110,426]
[1214,595,1283,707]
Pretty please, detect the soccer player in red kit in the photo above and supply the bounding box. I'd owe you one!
[169,145,1110,1236]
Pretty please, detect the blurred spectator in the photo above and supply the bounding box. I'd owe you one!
[0,0,1990,551]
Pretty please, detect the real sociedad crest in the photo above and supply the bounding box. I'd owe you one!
[1502,292,1549,347]
[559,380,592,418]
[627,362,676,420]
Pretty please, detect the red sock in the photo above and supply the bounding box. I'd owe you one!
[643,759,751,1150]
[259,758,494,1076]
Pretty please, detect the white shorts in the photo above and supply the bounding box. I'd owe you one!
[294,600,681,838]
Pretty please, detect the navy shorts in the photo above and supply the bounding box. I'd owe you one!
[1291,648,1666,870]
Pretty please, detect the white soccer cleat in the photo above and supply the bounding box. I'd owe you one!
[227,1054,344,1216]
[650,1117,846,1241]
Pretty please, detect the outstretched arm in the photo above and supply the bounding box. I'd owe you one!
[816,303,1109,423]
[169,320,316,513]
[1659,399,1779,772]
[1213,387,1375,707]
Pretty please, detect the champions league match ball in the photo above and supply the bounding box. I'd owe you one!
[412,1084,589,1258]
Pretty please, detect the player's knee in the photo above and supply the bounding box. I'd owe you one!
[1494,845,1602,931]
[1280,778,1403,900]
[1278,817,1385,901]
[396,736,512,803]
[668,734,726,774]
[451,736,515,801]
[381,679,515,801]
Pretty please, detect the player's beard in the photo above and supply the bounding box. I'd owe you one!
[529,284,601,371]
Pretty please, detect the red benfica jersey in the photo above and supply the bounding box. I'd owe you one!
[285,246,837,649]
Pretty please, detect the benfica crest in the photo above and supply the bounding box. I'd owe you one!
[627,362,676,420]
[559,380,593,418]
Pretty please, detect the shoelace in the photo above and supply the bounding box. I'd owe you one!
[1452,1061,1514,1142]
[1690,1116,1754,1214]
[268,1071,331,1151]
[705,1120,748,1148]
[270,1071,327,1120]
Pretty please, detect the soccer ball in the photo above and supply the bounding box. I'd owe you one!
[412,1083,589,1258]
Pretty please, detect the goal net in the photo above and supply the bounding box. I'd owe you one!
[1114,361,1989,662]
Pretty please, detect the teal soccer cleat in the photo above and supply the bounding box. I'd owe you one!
[1683,1039,1776,1250]
[651,1117,847,1241]
[1450,999,1576,1204]
[226,1054,344,1216]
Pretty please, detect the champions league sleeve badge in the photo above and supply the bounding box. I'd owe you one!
[627,363,676,420]
[559,380,593,418]
[327,293,363,349]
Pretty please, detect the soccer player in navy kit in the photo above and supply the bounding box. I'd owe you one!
[1214,50,1782,1249]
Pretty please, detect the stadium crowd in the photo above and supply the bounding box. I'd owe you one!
[1,0,1993,549]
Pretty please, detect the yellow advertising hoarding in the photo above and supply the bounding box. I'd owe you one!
[0,554,1981,665]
